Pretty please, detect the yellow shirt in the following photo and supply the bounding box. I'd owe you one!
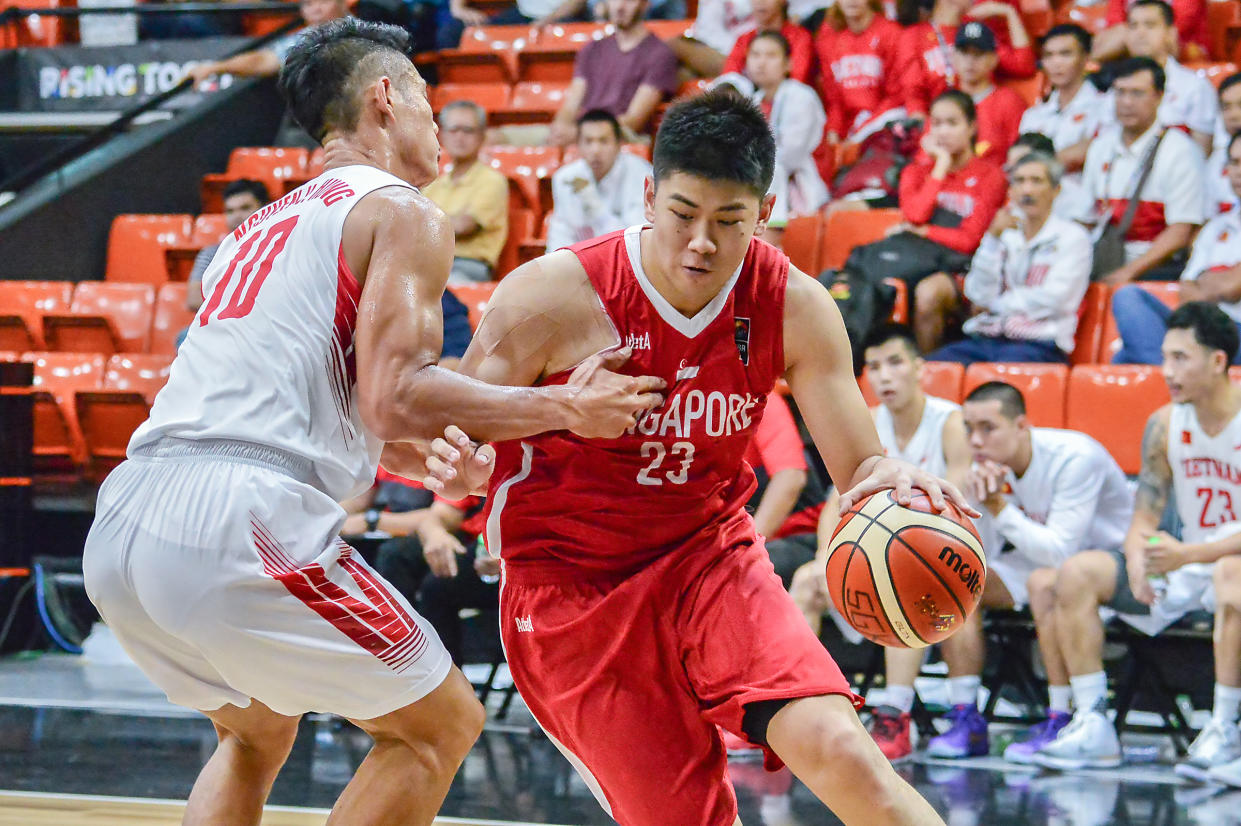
[423,161,509,268]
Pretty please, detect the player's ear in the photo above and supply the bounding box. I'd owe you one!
[371,76,396,121]
[756,193,776,233]
[643,176,656,223]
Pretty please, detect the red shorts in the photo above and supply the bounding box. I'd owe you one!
[499,539,859,826]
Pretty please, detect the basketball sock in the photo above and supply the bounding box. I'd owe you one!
[947,676,980,708]
[887,684,916,714]
[1070,671,1107,713]
[1048,685,1072,714]
[1212,683,1241,725]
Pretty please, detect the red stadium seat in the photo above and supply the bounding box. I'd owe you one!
[498,208,536,278]
[963,362,1069,427]
[106,214,193,285]
[43,283,155,355]
[431,83,513,114]
[150,282,196,356]
[516,49,579,83]
[457,24,537,53]
[535,21,611,48]
[859,361,965,406]
[78,354,175,479]
[1071,283,1110,365]
[1188,61,1240,88]
[1002,73,1046,107]
[448,282,499,331]
[820,208,904,271]
[164,215,231,282]
[1100,281,1180,363]
[646,19,693,39]
[486,145,561,218]
[1067,365,1170,474]
[495,82,572,124]
[200,147,309,211]
[22,351,106,471]
[102,353,174,401]
[5,0,64,47]
[191,214,230,246]
[782,215,823,276]
[437,50,518,84]
[0,280,72,351]
[1058,1,1109,33]
[1206,1,1241,61]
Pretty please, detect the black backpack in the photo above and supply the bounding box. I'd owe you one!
[817,267,896,376]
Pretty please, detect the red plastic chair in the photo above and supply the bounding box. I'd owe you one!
[963,362,1069,427]
[859,361,966,406]
[76,353,174,480]
[150,282,196,356]
[438,51,518,84]
[820,208,904,271]
[486,145,561,218]
[0,280,72,351]
[1067,365,1170,474]
[498,208,536,278]
[200,147,309,211]
[106,215,194,285]
[494,82,572,124]
[22,351,106,471]
[457,24,537,53]
[448,282,499,331]
[431,83,513,114]
[43,283,155,355]
[1071,283,1110,365]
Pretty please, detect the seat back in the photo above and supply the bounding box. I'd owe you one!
[22,351,106,468]
[104,353,175,402]
[106,214,193,284]
[821,209,905,271]
[448,282,499,331]
[498,208,536,278]
[1100,282,1180,362]
[503,82,572,121]
[54,282,156,354]
[431,82,513,113]
[1071,283,1109,365]
[150,282,195,356]
[0,280,72,350]
[191,214,231,246]
[227,146,309,185]
[1067,365,1170,473]
[962,362,1069,427]
[458,24,536,53]
[438,50,517,84]
[859,361,966,406]
[782,215,822,275]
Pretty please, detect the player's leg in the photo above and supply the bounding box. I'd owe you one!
[789,557,829,635]
[1179,559,1241,782]
[912,273,957,354]
[1003,567,1072,764]
[867,646,923,762]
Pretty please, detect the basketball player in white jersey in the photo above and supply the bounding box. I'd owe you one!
[788,324,970,763]
[1034,303,1241,775]
[81,19,663,826]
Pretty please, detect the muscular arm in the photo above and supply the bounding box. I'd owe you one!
[1124,407,1173,561]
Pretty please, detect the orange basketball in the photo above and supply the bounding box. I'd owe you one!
[825,489,986,648]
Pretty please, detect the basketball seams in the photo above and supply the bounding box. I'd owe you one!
[889,528,969,619]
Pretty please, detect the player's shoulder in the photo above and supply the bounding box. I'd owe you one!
[353,183,446,230]
[491,249,592,309]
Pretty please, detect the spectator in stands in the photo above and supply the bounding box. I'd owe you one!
[667,0,755,79]
[1018,24,1115,219]
[789,325,970,763]
[423,102,509,285]
[1091,0,1207,63]
[923,381,1133,761]
[930,151,1092,365]
[340,469,435,538]
[1076,57,1205,285]
[546,110,651,251]
[947,22,1026,166]
[439,0,590,49]
[815,0,906,147]
[1124,0,1216,154]
[548,0,679,146]
[889,89,1007,352]
[1111,134,1241,364]
[1032,303,1241,775]
[898,0,1036,120]
[720,0,816,84]
[1206,74,1241,219]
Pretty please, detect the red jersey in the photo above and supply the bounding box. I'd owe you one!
[898,22,1036,115]
[899,154,1008,254]
[722,21,818,84]
[973,84,1027,166]
[484,228,789,582]
[1106,0,1208,60]
[815,15,906,138]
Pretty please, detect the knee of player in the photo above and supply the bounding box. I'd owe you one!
[914,273,954,307]
[1026,568,1057,612]
[1052,553,1102,606]
[1214,556,1241,601]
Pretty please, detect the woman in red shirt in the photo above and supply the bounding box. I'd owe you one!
[721,0,818,83]
[815,0,906,144]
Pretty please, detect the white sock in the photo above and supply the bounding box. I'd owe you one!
[1070,672,1107,713]
[1048,685,1072,714]
[948,675,981,708]
[1213,684,1241,725]
[887,684,916,714]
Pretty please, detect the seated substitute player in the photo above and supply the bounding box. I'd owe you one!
[920,381,1133,760]
[425,91,972,826]
[788,324,970,763]
[1032,303,1241,775]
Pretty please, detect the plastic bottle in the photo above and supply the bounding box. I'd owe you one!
[1146,535,1168,603]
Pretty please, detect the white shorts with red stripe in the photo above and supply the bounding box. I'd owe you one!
[83,439,451,719]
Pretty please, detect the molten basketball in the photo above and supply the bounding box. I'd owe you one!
[825,489,985,648]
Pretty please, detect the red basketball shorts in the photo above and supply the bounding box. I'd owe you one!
[499,539,860,826]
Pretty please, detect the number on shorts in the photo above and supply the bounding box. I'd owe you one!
[1197,487,1239,529]
[636,441,695,486]
[200,215,299,326]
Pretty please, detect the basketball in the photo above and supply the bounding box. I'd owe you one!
[825,489,986,648]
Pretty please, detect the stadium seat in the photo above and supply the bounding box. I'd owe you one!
[1067,365,1170,474]
[1099,281,1180,362]
[149,282,195,356]
[22,351,106,471]
[77,354,174,479]
[437,50,518,84]
[0,280,72,351]
[820,208,904,271]
[1071,283,1109,365]
[1188,61,1240,88]
[962,362,1069,427]
[886,278,909,324]
[516,49,579,83]
[498,208,536,278]
[782,215,822,275]
[1002,73,1046,107]
[495,82,572,124]
[536,22,610,48]
[102,353,174,401]
[164,215,230,282]
[457,24,537,53]
[431,83,513,114]
[105,214,193,285]
[859,360,966,406]
[200,147,309,211]
[191,214,230,246]
[42,283,155,355]
[1058,1,1108,32]
[486,146,561,218]
[5,0,64,47]
[449,282,499,331]
[646,19,693,39]
[1206,0,1241,61]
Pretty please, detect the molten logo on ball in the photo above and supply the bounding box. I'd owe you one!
[916,594,956,633]
[937,546,983,598]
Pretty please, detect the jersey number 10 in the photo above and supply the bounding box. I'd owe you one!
[200,216,300,326]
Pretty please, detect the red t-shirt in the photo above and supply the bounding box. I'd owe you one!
[722,21,818,85]
[743,393,823,538]
[972,84,1027,166]
[899,154,1007,254]
[815,14,906,138]
[898,22,1037,115]
[1105,0,1208,60]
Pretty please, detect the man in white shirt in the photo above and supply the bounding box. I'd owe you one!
[1018,24,1114,218]
[1125,0,1216,155]
[923,381,1133,761]
[1076,57,1205,285]
[1205,73,1241,219]
[546,110,652,251]
[930,151,1092,365]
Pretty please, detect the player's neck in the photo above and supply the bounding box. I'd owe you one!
[889,393,927,445]
[637,230,733,318]
[845,9,873,32]
[1192,381,1241,435]
[1010,435,1033,477]
[1056,76,1084,105]
[321,138,400,180]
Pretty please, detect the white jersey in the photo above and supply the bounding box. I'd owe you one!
[130,165,414,501]
[1159,57,1218,138]
[1205,140,1241,219]
[1182,210,1241,325]
[1169,402,1241,546]
[1018,81,1113,218]
[874,395,958,477]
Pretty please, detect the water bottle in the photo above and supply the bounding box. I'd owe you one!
[476,535,500,585]
[1146,536,1167,603]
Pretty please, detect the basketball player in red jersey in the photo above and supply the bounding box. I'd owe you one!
[426,91,972,825]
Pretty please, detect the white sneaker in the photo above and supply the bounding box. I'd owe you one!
[1207,753,1241,788]
[1031,707,1122,770]
[1176,720,1241,782]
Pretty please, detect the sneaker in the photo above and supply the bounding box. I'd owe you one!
[1177,720,1241,782]
[1031,774,1120,826]
[1207,753,1241,789]
[926,703,989,758]
[1003,711,1072,765]
[1031,706,1121,770]
[867,705,913,762]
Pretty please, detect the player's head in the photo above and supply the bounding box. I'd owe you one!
[438,100,487,164]
[1126,0,1175,61]
[1162,302,1239,403]
[862,325,924,411]
[1220,73,1241,138]
[279,19,439,186]
[962,381,1029,464]
[646,91,776,287]
[221,179,269,232]
[578,109,623,182]
[1039,24,1091,89]
[746,31,792,90]
[1111,57,1164,133]
[927,90,977,158]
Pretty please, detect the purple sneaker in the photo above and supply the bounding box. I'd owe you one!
[927,704,989,758]
[1003,712,1071,765]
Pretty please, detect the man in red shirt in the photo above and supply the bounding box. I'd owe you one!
[949,22,1027,166]
[1092,0,1207,62]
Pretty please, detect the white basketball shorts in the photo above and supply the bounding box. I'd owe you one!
[82,438,451,718]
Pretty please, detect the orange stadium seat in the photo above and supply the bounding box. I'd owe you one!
[646,19,693,39]
[0,280,72,351]
[498,208,536,278]
[164,215,231,282]
[963,362,1069,427]
[200,147,310,212]
[886,278,909,324]
[1067,365,1170,474]
[105,214,193,285]
[1207,0,1241,61]
[438,50,518,84]
[820,208,904,271]
[536,22,610,48]
[1189,61,1240,88]
[457,24,537,53]
[859,360,966,406]
[431,82,513,115]
[1002,73,1046,107]
[1099,281,1180,363]
[782,215,822,275]
[495,82,572,124]
[191,214,230,246]
[486,145,561,218]
[1071,283,1110,365]
[5,0,64,47]
[516,49,579,83]
[43,283,155,355]
[1058,1,1109,32]
[22,351,106,471]
[150,282,195,356]
[77,354,175,479]
[449,282,499,331]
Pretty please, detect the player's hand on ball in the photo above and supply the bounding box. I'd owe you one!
[839,456,979,517]
[563,346,666,439]
[424,425,495,500]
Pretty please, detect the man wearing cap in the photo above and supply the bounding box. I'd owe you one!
[950,22,1028,167]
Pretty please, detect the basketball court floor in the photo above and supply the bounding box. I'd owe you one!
[0,651,1225,826]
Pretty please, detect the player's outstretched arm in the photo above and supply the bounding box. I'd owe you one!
[347,190,662,444]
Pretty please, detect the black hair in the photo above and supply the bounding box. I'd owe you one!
[862,324,921,359]
[965,381,1027,419]
[932,89,977,122]
[652,89,776,199]
[1040,22,1092,55]
[750,29,791,58]
[1012,132,1056,156]
[279,18,413,143]
[1111,55,1166,94]
[1128,0,1174,26]
[222,178,270,205]
[1220,72,1241,100]
[578,108,622,141]
[1167,302,1240,368]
